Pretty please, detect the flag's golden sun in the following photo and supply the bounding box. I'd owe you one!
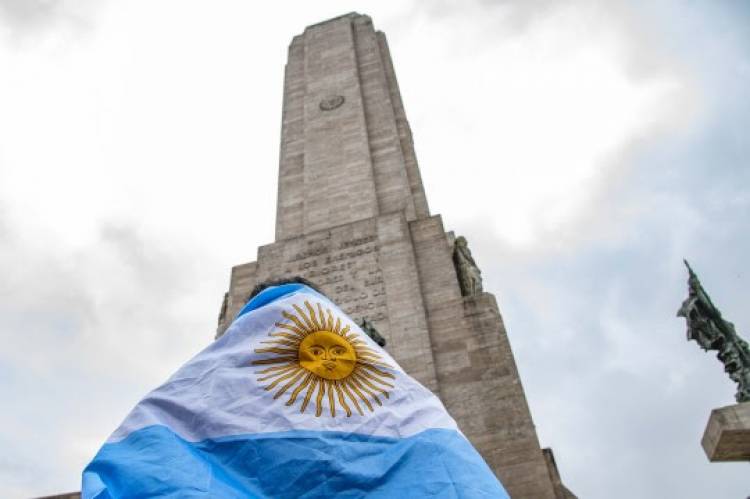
[251,301,395,418]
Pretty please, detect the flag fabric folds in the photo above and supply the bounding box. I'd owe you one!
[82,283,509,498]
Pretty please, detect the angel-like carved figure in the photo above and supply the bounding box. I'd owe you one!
[453,236,483,297]
[358,317,386,347]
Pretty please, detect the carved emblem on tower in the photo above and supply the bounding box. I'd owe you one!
[319,95,345,111]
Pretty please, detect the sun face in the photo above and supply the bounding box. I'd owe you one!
[251,300,395,418]
[298,331,357,380]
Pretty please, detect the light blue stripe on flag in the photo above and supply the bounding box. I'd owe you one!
[84,425,506,498]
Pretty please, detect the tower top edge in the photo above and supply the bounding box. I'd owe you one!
[303,12,369,31]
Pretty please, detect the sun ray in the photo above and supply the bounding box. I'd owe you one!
[292,304,316,331]
[358,363,396,379]
[252,356,297,365]
[255,347,298,356]
[340,380,364,416]
[286,372,313,406]
[269,331,305,342]
[336,382,353,417]
[346,379,374,412]
[353,346,376,354]
[305,301,322,330]
[359,360,386,370]
[315,379,325,417]
[264,367,302,391]
[258,364,297,381]
[340,324,350,337]
[256,364,298,375]
[273,370,307,400]
[282,311,311,333]
[353,372,390,399]
[355,348,380,356]
[268,331,305,341]
[260,339,299,348]
[356,358,390,370]
[354,348,380,358]
[350,376,381,406]
[301,377,319,413]
[355,367,395,389]
[316,303,328,330]
[327,380,336,417]
[326,309,335,331]
[275,321,308,337]
[334,381,352,417]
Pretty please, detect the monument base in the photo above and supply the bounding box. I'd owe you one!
[702,401,750,462]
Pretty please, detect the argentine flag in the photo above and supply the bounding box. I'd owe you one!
[82,281,509,498]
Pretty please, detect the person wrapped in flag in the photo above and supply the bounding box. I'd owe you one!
[82,278,510,498]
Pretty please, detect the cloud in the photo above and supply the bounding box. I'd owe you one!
[0,0,103,40]
[0,211,226,496]
[397,0,698,250]
[0,0,62,29]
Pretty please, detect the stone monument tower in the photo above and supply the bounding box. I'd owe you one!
[217,13,574,499]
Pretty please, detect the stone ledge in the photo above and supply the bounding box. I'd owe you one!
[702,401,750,461]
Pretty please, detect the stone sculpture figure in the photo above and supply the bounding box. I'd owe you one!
[453,236,483,296]
[217,292,229,326]
[357,317,386,347]
[677,260,750,402]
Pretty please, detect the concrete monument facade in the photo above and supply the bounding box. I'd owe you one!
[217,13,574,499]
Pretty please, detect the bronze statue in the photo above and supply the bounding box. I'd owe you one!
[453,236,483,296]
[677,260,750,402]
[357,317,386,347]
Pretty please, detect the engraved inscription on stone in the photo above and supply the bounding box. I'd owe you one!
[319,95,345,111]
[283,232,387,324]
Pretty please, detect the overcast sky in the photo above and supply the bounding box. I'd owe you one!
[1,1,749,497]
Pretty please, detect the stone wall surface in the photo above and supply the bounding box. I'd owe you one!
[702,402,750,461]
[275,13,426,241]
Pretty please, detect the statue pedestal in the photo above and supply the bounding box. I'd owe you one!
[702,402,750,461]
